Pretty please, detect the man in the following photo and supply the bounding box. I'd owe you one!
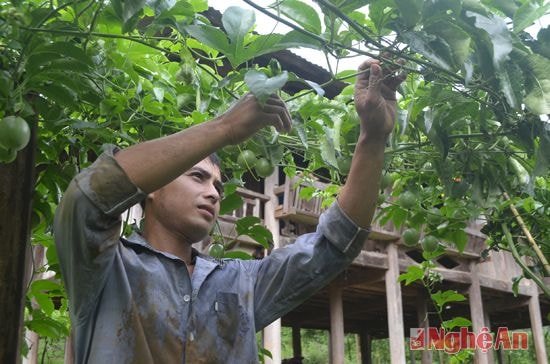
[54,58,404,363]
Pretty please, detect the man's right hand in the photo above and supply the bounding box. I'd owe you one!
[220,93,292,145]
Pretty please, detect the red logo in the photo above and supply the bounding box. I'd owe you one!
[410,327,528,353]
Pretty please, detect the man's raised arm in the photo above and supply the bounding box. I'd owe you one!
[338,58,406,228]
[115,94,291,193]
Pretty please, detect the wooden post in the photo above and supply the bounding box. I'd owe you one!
[496,347,506,364]
[528,290,548,364]
[385,243,406,363]
[329,284,345,364]
[359,331,372,364]
[482,306,494,363]
[64,331,74,364]
[292,326,302,360]
[415,293,432,364]
[0,125,36,364]
[22,331,39,364]
[263,169,282,364]
[468,261,489,364]
[23,245,46,364]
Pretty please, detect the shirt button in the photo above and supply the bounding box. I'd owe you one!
[183,294,191,302]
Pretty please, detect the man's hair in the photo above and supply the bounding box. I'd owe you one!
[139,152,221,210]
[207,152,220,169]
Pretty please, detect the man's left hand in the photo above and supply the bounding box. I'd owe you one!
[354,57,406,141]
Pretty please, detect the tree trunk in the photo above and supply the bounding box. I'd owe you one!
[0,124,36,363]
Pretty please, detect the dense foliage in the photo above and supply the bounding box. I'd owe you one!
[0,0,548,359]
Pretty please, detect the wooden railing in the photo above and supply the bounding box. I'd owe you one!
[273,175,328,225]
[200,187,270,255]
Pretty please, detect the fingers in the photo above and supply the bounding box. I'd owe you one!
[356,59,378,90]
[264,95,292,133]
[368,63,383,94]
[356,56,407,99]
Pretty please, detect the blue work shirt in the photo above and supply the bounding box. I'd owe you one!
[54,147,370,363]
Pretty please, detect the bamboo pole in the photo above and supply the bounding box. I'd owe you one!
[503,192,550,276]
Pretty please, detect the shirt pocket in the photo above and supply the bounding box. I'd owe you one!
[214,292,239,344]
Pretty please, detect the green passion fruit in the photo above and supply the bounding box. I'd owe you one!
[208,243,225,259]
[0,116,30,151]
[402,228,420,247]
[426,208,443,225]
[398,191,417,209]
[255,158,275,177]
[421,235,439,253]
[380,173,393,189]
[337,156,352,175]
[237,149,257,169]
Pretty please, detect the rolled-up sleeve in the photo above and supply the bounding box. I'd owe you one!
[252,201,370,330]
[53,146,146,319]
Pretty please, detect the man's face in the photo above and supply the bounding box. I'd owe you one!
[147,158,223,244]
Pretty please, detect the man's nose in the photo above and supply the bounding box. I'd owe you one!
[205,183,221,202]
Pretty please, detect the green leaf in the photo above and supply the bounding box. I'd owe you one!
[278,30,323,50]
[246,225,273,248]
[489,0,518,17]
[431,290,466,308]
[244,70,288,104]
[235,216,272,248]
[425,21,471,67]
[535,27,550,59]
[27,316,68,338]
[30,279,63,293]
[31,83,78,108]
[189,0,208,12]
[294,121,309,150]
[299,186,316,200]
[320,130,338,169]
[521,53,550,115]
[512,276,522,296]
[395,0,422,28]
[278,0,322,35]
[235,216,262,235]
[222,6,255,61]
[241,34,285,63]
[220,192,243,215]
[328,0,371,14]
[121,0,145,22]
[184,24,230,55]
[392,207,408,229]
[534,123,550,176]
[442,317,472,331]
[240,30,323,65]
[145,0,177,14]
[465,11,512,68]
[450,229,468,252]
[513,1,550,33]
[401,31,453,71]
[398,265,424,285]
[423,109,449,159]
[110,0,145,32]
[33,42,94,67]
[34,293,55,316]
[153,87,165,103]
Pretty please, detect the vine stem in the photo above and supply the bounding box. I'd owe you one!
[21,27,175,52]
[502,224,550,297]
[242,0,511,114]
[502,192,550,277]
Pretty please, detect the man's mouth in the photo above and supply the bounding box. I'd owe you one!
[197,205,215,219]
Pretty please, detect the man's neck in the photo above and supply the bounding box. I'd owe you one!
[142,224,194,269]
